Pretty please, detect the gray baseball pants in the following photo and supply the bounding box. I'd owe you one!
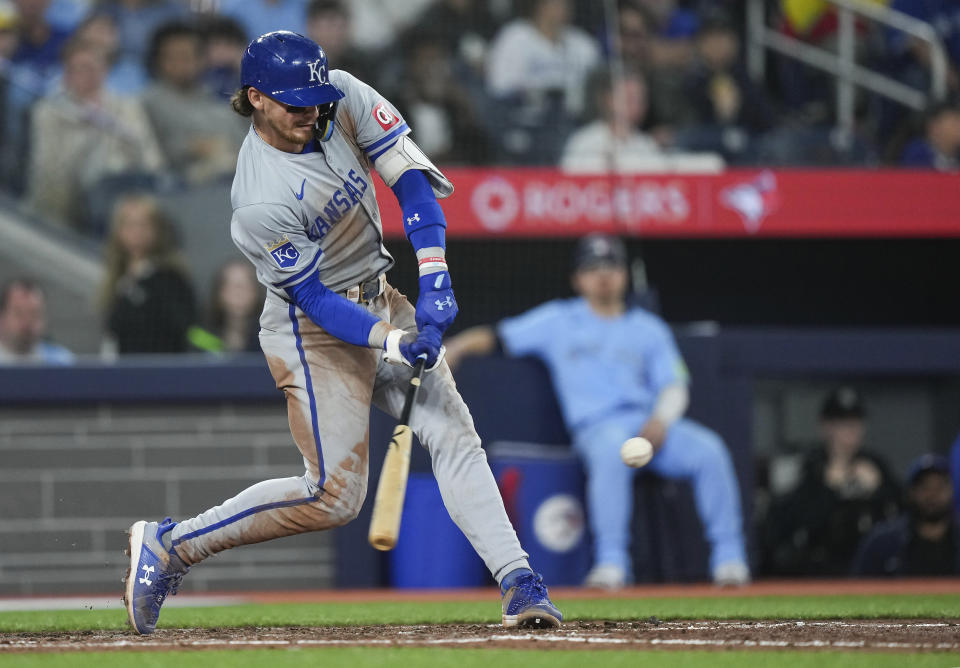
[169,282,530,583]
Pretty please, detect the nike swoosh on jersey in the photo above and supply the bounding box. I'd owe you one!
[294,178,306,200]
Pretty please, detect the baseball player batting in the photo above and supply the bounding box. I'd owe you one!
[123,31,561,634]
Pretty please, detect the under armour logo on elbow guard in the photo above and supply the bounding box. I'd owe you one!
[435,296,453,311]
[406,213,420,225]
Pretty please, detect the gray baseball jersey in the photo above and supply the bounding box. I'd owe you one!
[230,70,448,297]
[167,71,530,585]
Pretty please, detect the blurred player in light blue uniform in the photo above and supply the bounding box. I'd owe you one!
[446,234,749,588]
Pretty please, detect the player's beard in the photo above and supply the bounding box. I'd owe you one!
[257,110,316,152]
[276,122,314,148]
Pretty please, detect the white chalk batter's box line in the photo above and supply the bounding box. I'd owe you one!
[5,637,960,652]
[5,622,960,653]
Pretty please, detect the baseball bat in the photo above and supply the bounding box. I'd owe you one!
[368,354,428,551]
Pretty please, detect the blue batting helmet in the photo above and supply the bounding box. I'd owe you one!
[240,31,345,107]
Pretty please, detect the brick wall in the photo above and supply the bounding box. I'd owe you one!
[0,403,333,596]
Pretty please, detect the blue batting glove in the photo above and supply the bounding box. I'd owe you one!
[409,324,444,369]
[383,326,445,371]
[416,271,458,334]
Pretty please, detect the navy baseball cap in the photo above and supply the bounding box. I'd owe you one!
[906,453,950,486]
[573,234,627,271]
[820,386,865,420]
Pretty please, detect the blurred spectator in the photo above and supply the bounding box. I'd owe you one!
[390,33,493,164]
[687,16,764,127]
[612,1,692,135]
[305,0,371,81]
[408,0,498,72]
[101,193,195,354]
[762,386,901,576]
[650,0,698,31]
[776,0,882,125]
[560,68,663,172]
[345,0,432,52]
[675,14,775,163]
[45,0,89,32]
[614,1,656,73]
[641,0,701,61]
[73,12,147,94]
[0,277,73,364]
[487,0,600,117]
[190,258,262,354]
[485,0,601,164]
[25,37,164,230]
[853,454,960,575]
[0,1,31,192]
[0,1,16,63]
[140,21,246,184]
[900,101,960,169]
[3,0,73,192]
[638,0,702,73]
[886,0,960,92]
[445,235,750,588]
[217,0,307,43]
[200,14,246,100]
[97,0,185,65]
[11,0,71,79]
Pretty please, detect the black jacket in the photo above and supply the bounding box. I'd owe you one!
[107,265,196,353]
[853,514,960,576]
[762,447,901,576]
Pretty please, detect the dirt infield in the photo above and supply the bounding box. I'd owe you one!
[3,581,960,655]
[3,619,960,654]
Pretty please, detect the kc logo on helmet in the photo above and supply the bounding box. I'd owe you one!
[307,59,327,83]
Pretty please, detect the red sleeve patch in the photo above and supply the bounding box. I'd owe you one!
[372,101,400,131]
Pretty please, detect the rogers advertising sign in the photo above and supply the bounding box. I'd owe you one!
[374,168,960,238]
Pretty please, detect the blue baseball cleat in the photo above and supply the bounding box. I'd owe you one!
[123,518,189,635]
[500,570,562,629]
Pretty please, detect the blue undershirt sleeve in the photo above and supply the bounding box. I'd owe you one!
[390,169,446,250]
[285,275,379,348]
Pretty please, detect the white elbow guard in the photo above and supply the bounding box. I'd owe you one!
[374,135,454,199]
[652,384,690,427]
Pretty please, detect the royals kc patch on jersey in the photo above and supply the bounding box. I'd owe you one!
[267,236,301,268]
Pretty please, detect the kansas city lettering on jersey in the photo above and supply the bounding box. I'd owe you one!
[307,169,369,241]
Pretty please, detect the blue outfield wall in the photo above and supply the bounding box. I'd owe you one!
[2,328,960,586]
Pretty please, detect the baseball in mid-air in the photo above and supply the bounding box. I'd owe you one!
[620,437,654,468]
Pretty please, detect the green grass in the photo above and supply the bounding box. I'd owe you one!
[3,594,959,667]
[1,593,958,633]
[2,649,960,668]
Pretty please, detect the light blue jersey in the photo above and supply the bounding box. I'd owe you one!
[499,297,745,578]
[498,298,688,431]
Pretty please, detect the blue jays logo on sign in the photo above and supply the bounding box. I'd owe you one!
[268,237,301,268]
